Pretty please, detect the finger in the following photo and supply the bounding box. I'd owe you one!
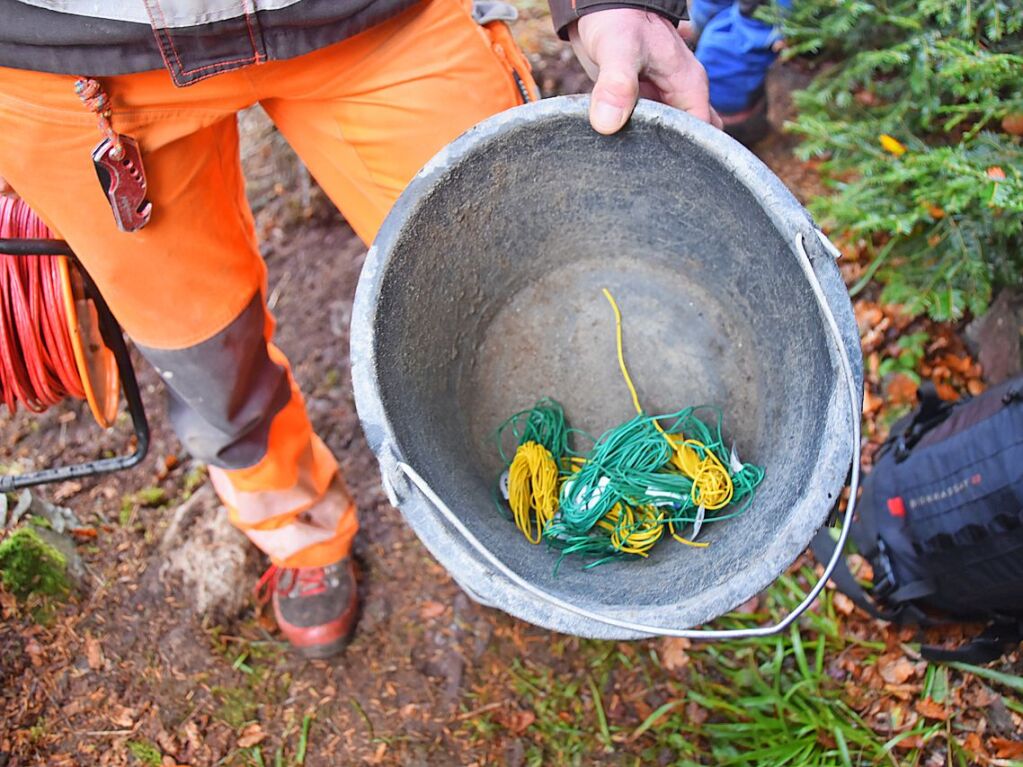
[588,44,642,135]
[638,80,660,101]
[709,106,724,130]
[647,42,715,124]
[676,20,697,47]
[567,22,600,81]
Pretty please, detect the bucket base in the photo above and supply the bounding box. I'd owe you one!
[465,255,762,479]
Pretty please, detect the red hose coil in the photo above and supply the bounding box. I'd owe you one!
[0,196,85,414]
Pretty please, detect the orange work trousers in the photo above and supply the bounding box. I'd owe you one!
[0,0,537,568]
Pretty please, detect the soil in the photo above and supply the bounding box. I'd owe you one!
[1,28,1018,767]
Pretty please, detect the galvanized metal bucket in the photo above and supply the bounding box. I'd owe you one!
[351,96,863,639]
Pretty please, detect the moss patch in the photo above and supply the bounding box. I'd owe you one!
[0,527,72,601]
[126,738,163,766]
[212,685,260,729]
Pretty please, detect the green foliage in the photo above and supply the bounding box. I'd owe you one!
[878,331,929,382]
[765,0,1023,320]
[126,739,163,767]
[460,572,992,765]
[0,527,72,601]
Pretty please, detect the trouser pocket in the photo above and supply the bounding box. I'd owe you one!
[471,0,539,103]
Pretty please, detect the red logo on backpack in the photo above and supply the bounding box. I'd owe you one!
[887,496,906,518]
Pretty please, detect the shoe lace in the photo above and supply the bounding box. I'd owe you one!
[254,564,280,606]
[254,564,328,605]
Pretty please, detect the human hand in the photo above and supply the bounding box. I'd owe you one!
[569,9,722,135]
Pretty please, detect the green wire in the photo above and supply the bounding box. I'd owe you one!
[495,397,570,464]
[492,399,765,571]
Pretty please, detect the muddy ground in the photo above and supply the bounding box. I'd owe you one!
[2,17,1020,767]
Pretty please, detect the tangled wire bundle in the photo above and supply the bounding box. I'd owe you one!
[494,290,765,569]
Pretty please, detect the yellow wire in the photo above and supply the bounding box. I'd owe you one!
[508,441,560,544]
[503,291,732,554]
[603,288,645,416]
[602,288,735,547]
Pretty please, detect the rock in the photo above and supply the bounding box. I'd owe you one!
[155,486,262,622]
[0,525,84,600]
[965,288,1023,384]
[503,738,525,767]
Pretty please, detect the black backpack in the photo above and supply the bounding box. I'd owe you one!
[814,373,1023,663]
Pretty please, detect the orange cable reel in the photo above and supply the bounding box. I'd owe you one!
[0,195,120,427]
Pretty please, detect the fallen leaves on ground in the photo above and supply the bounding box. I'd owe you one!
[914,698,949,721]
[236,722,266,748]
[85,634,104,670]
[878,655,918,685]
[659,637,691,672]
[420,600,447,619]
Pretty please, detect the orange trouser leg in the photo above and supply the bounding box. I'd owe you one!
[254,0,538,242]
[0,0,536,569]
[0,66,352,568]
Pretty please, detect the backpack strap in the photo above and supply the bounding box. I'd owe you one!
[811,528,896,621]
[922,620,1023,665]
[811,528,941,627]
[893,382,954,462]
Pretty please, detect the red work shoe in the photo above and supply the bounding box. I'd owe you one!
[256,558,359,659]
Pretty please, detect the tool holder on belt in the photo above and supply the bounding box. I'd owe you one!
[0,202,148,491]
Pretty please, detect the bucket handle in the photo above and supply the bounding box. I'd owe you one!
[391,230,861,639]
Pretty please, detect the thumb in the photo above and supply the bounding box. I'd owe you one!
[589,52,641,135]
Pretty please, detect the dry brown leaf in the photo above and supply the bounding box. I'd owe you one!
[156,730,177,755]
[892,734,924,751]
[659,637,691,672]
[878,656,916,685]
[110,705,135,728]
[963,732,989,760]
[914,698,949,721]
[863,390,883,416]
[419,601,446,620]
[236,723,266,748]
[855,302,884,330]
[962,685,999,708]
[937,353,971,375]
[506,709,536,735]
[990,737,1023,759]
[53,482,83,502]
[886,374,918,406]
[182,720,202,752]
[833,592,854,616]
[934,381,959,401]
[85,635,104,670]
[24,638,44,667]
[686,701,708,726]
[1003,113,1023,136]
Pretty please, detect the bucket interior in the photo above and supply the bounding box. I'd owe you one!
[368,111,838,619]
